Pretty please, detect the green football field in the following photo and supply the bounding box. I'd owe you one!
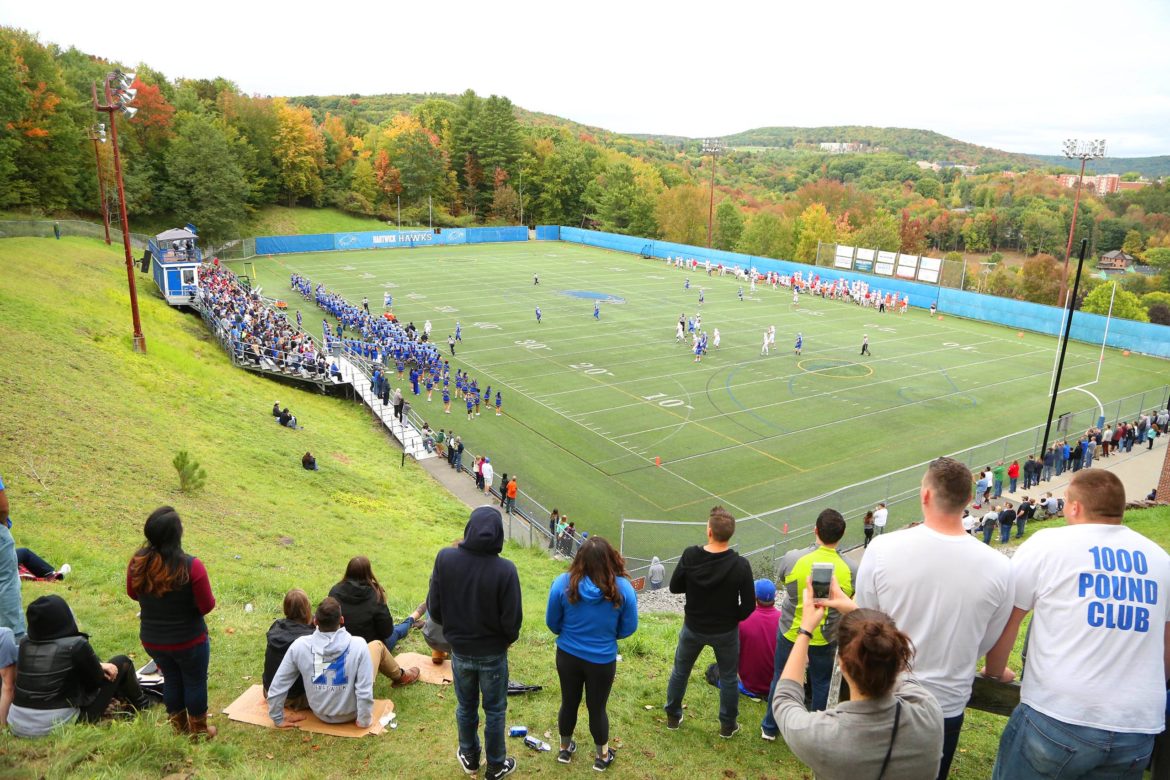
[231,242,1168,567]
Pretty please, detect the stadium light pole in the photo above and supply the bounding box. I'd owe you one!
[702,138,723,248]
[1056,139,1106,308]
[93,69,145,353]
[86,124,111,245]
[1040,238,1089,463]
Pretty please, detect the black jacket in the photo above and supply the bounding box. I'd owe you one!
[262,618,315,697]
[13,595,104,710]
[427,506,522,656]
[669,545,755,634]
[328,580,394,645]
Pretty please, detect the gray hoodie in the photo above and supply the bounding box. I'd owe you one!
[267,627,374,727]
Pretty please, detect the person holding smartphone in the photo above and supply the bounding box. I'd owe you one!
[773,577,944,779]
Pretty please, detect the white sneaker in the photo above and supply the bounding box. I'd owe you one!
[57,563,72,578]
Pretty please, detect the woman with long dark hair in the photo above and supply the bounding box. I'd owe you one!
[545,536,638,772]
[773,579,944,779]
[328,556,420,686]
[126,506,217,738]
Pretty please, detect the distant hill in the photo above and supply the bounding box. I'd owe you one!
[1029,154,1170,179]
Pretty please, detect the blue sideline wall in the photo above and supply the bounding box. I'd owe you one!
[255,226,528,255]
[551,226,1170,359]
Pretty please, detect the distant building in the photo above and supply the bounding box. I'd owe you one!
[1118,180,1152,191]
[1052,173,1121,195]
[1098,250,1137,271]
[819,142,867,154]
[917,160,977,175]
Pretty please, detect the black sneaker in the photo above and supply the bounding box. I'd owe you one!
[719,722,741,739]
[557,740,577,764]
[760,728,778,742]
[665,712,683,730]
[485,757,517,780]
[593,748,616,772]
[456,748,480,775]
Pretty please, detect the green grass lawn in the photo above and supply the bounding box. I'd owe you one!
[1,235,1167,779]
[232,242,1169,572]
[241,206,426,239]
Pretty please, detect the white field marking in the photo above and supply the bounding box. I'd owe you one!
[451,351,754,516]
[629,356,1103,469]
[612,345,1074,435]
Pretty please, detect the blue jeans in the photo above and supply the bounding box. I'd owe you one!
[452,652,509,766]
[939,712,965,779]
[1000,522,1012,544]
[665,624,739,728]
[993,703,1153,779]
[1009,477,1018,493]
[761,635,836,736]
[383,616,415,653]
[983,523,996,545]
[993,479,1003,499]
[148,637,211,716]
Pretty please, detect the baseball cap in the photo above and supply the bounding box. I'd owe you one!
[754,579,776,602]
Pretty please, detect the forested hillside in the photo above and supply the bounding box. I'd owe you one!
[2,25,1168,319]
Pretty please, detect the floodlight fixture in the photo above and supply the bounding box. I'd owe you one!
[701,138,723,155]
[113,71,136,89]
[117,87,138,103]
[120,105,138,119]
[1062,138,1107,160]
[701,138,724,248]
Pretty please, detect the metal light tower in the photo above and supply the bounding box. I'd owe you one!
[92,69,145,352]
[1056,138,1106,308]
[86,124,111,245]
[702,138,723,248]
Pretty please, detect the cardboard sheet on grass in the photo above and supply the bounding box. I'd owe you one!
[394,652,452,685]
[223,684,394,738]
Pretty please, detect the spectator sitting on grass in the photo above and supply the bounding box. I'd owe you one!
[263,589,315,711]
[8,594,155,738]
[272,401,281,418]
[267,597,375,729]
[301,452,317,471]
[16,547,71,582]
[278,408,297,429]
[773,583,944,780]
[327,557,421,687]
[708,578,777,701]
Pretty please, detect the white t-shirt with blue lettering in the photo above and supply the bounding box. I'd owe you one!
[1012,523,1170,733]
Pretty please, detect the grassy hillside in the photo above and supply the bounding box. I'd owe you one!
[0,235,1164,779]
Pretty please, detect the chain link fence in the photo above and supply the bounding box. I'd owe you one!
[622,385,1168,583]
[0,218,151,249]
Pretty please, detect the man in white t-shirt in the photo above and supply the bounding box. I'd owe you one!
[855,457,1011,779]
[871,503,888,535]
[983,469,1170,779]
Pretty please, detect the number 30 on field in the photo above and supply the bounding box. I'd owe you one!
[569,362,614,377]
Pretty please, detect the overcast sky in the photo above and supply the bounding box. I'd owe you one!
[3,0,1168,157]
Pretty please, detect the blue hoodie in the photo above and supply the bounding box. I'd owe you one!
[545,572,638,665]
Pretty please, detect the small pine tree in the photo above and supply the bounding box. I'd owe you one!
[173,450,207,493]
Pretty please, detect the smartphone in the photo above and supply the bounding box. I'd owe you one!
[811,563,834,600]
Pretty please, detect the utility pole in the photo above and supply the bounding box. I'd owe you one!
[702,138,723,248]
[93,70,145,352]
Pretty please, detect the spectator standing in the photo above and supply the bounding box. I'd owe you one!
[0,473,26,639]
[773,589,944,780]
[7,595,154,738]
[1007,460,1020,493]
[761,509,856,740]
[997,502,1015,545]
[981,506,1000,546]
[505,476,518,515]
[126,507,218,739]
[481,458,494,495]
[862,510,875,548]
[647,557,666,591]
[1014,498,1035,540]
[496,473,509,509]
[854,457,1011,779]
[1041,447,1056,482]
[984,469,1170,779]
[428,507,523,780]
[872,503,888,535]
[548,509,560,550]
[266,598,376,729]
[663,507,755,738]
[992,461,1005,499]
[545,536,638,771]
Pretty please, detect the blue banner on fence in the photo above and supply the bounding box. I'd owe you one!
[255,226,528,256]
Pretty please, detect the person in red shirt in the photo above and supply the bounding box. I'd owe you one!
[1007,460,1020,494]
[706,578,779,698]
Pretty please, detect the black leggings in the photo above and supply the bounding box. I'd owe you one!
[556,647,615,747]
[79,655,147,722]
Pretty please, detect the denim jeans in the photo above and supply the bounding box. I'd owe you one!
[761,635,836,736]
[665,624,739,728]
[452,652,509,766]
[148,637,211,716]
[384,616,415,653]
[1009,477,1018,493]
[1016,515,1027,538]
[939,712,965,779]
[1042,464,1053,481]
[1000,522,1012,544]
[993,479,1003,499]
[983,522,996,545]
[992,703,1153,779]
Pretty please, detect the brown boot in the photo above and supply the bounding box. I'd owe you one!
[392,667,421,687]
[187,713,218,740]
[168,710,189,734]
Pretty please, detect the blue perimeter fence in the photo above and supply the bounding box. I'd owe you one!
[254,226,528,255]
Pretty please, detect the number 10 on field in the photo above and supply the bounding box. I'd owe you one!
[642,392,694,410]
